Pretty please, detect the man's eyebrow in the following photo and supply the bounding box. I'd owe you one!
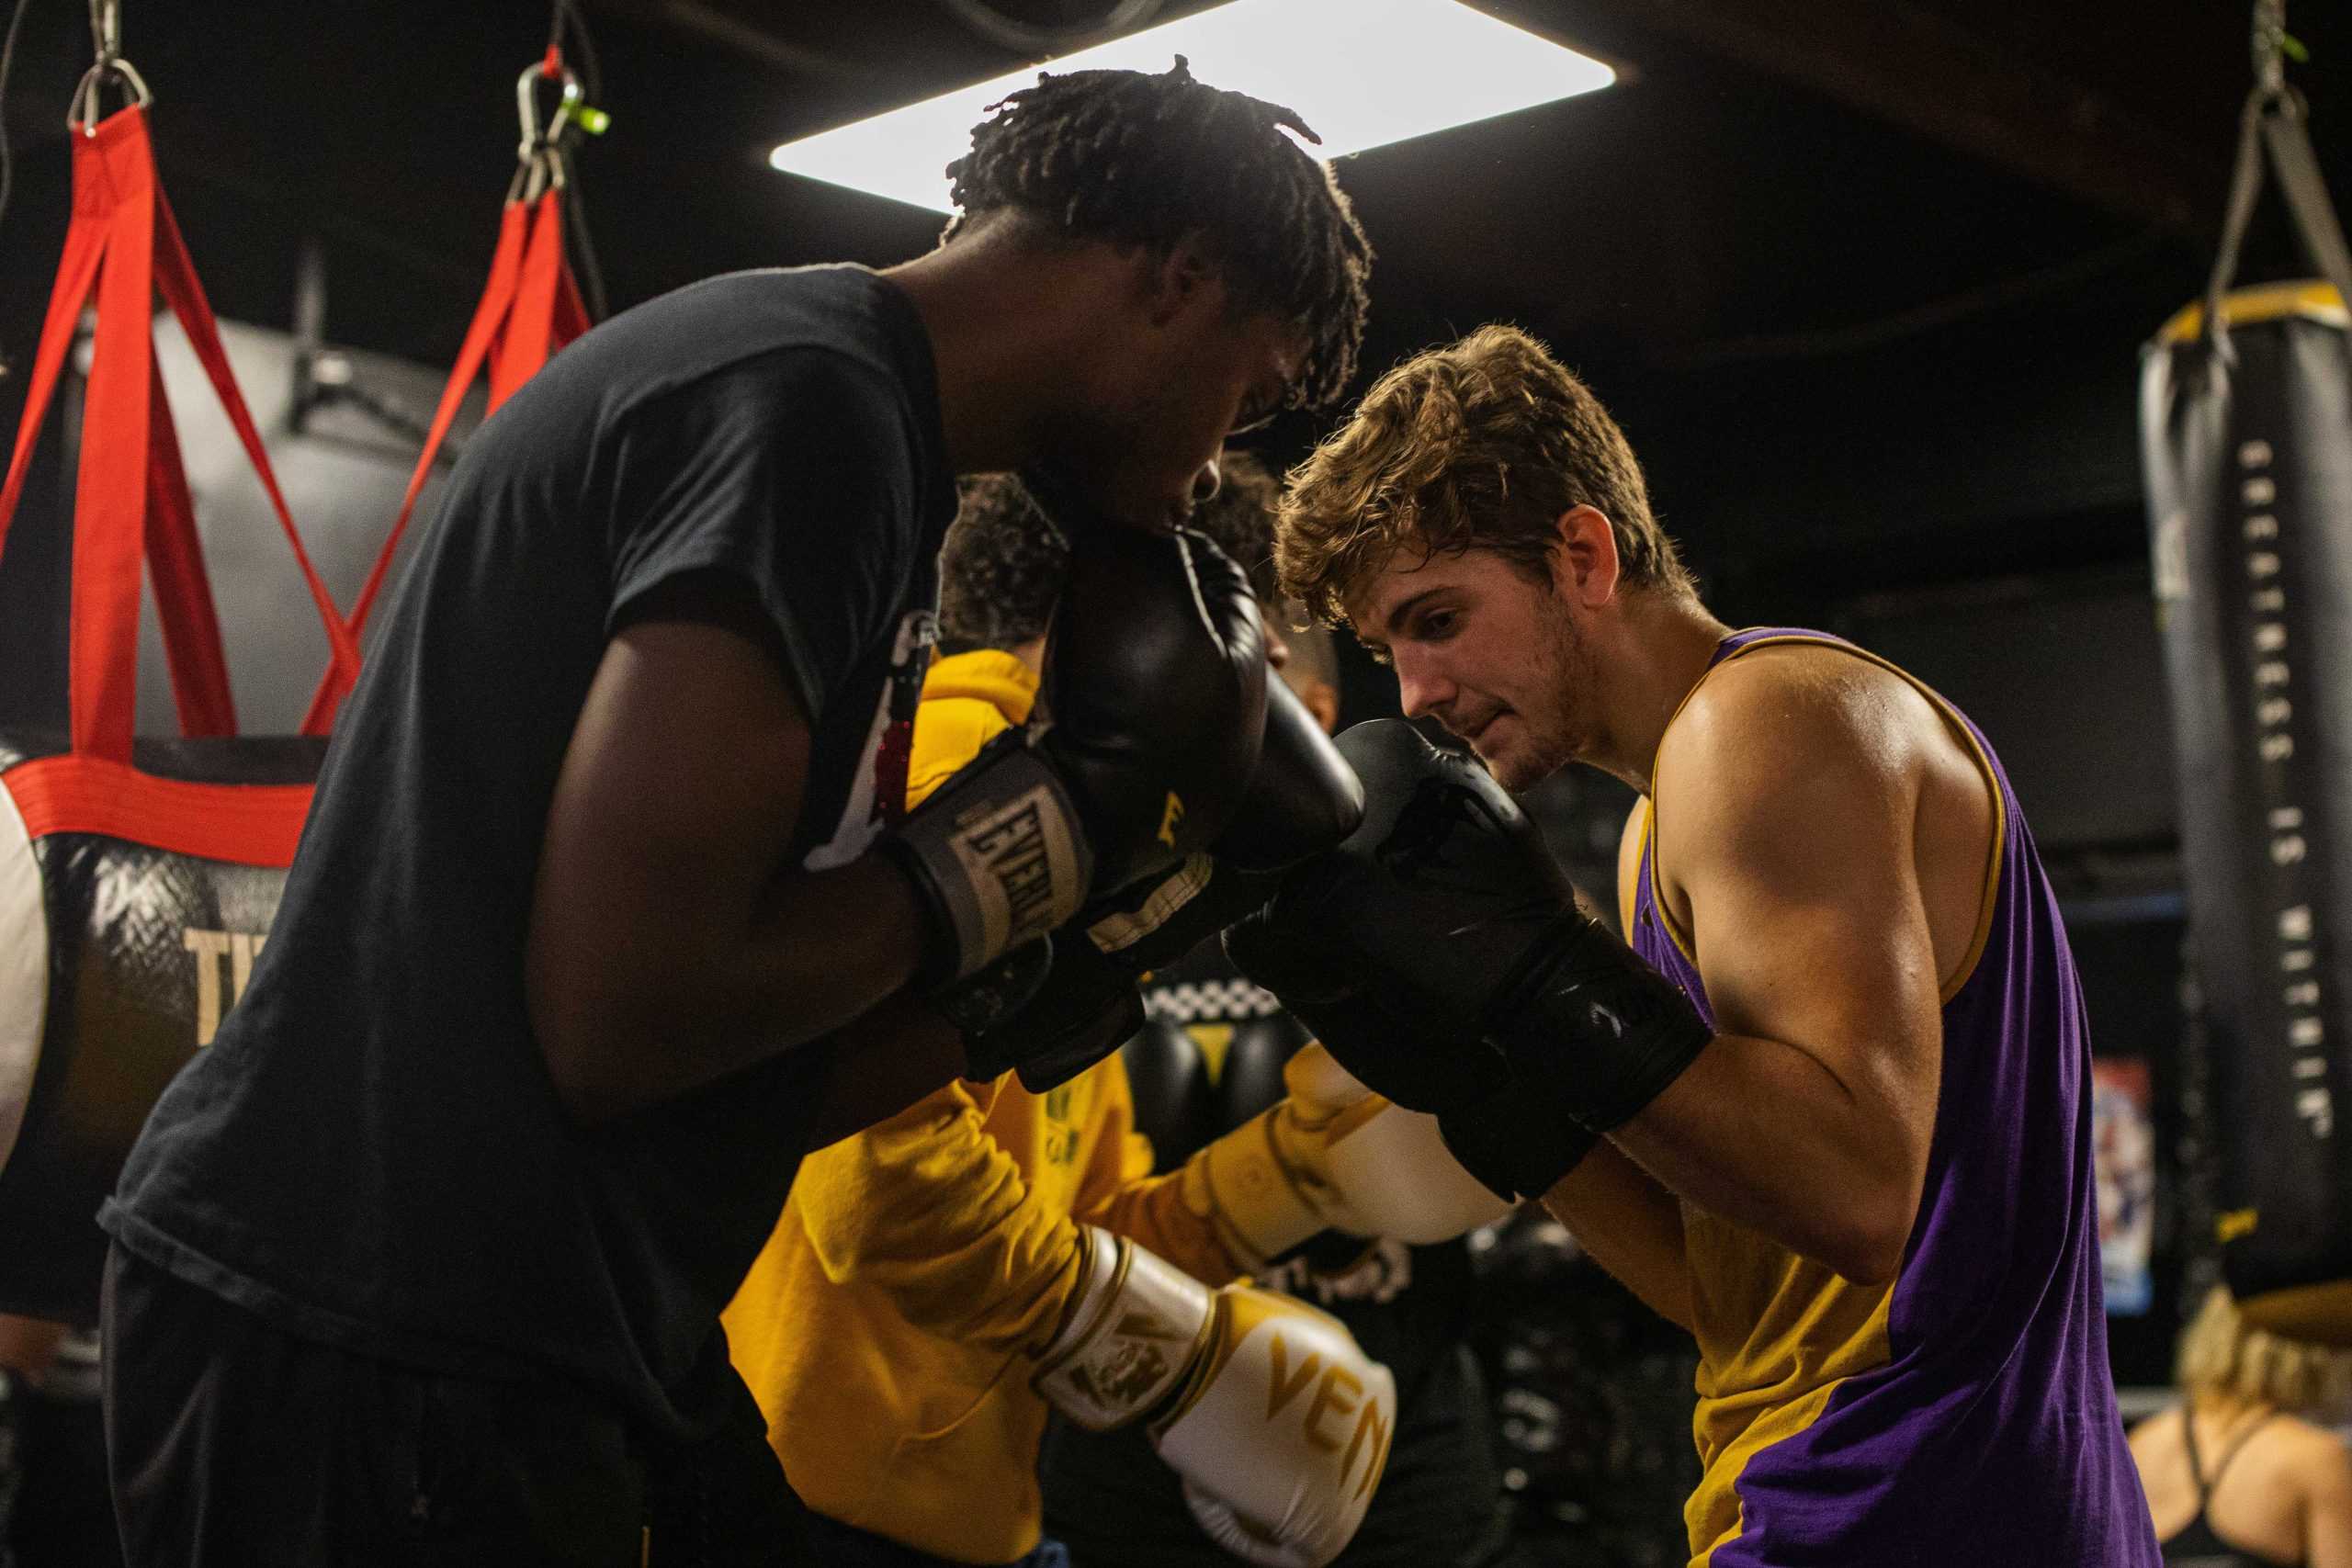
[1382,585,1447,638]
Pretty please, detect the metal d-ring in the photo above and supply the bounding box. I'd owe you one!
[70,56,153,133]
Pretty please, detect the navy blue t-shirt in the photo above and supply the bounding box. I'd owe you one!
[102,265,956,1438]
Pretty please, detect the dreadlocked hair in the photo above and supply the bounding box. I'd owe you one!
[944,56,1373,413]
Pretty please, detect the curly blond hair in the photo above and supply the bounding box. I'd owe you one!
[1277,323,1692,626]
[2179,1286,2352,1418]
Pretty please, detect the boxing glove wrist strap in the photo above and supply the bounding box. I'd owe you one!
[1485,919,1715,1134]
[1032,1227,1215,1432]
[887,729,1095,984]
[1188,1108,1331,1270]
[1435,1089,1600,1202]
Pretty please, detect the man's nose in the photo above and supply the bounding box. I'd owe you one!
[1190,460,1222,503]
[1394,650,1451,721]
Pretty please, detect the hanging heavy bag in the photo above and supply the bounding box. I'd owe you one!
[0,75,592,1323]
[2140,63,2352,1346]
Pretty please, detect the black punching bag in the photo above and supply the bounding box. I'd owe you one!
[2142,77,2352,1345]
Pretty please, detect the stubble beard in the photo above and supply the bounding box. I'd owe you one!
[1494,590,1598,792]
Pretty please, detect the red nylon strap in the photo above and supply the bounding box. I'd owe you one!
[148,177,361,720]
[298,197,526,732]
[2,753,311,866]
[0,107,356,759]
[0,141,108,583]
[301,185,586,730]
[142,364,236,737]
[489,188,584,406]
[71,110,159,762]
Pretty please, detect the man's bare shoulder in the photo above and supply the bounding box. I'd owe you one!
[1654,641,1926,803]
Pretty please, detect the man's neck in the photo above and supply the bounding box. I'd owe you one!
[1586,592,1734,795]
[883,235,1118,476]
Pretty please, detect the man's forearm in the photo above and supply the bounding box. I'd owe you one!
[804,994,968,1148]
[535,851,932,1124]
[1606,1033,1923,1286]
[1540,1141,1692,1333]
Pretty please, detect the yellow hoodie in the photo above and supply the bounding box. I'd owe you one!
[721,649,1243,1564]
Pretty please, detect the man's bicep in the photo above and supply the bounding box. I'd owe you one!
[1667,694,1942,1100]
[526,590,813,1060]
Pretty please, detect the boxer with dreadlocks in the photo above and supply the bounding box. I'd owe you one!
[100,61,1372,1567]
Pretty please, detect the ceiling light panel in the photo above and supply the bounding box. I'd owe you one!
[770,0,1614,212]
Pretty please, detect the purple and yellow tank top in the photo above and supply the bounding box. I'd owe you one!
[1625,628,2158,1567]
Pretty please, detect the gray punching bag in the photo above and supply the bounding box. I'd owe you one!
[2142,73,2352,1345]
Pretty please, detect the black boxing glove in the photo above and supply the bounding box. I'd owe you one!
[1227,721,1712,1185]
[962,671,1366,1090]
[1222,916,1594,1201]
[1210,675,1365,873]
[957,931,1147,1089]
[1085,676,1363,972]
[889,523,1267,984]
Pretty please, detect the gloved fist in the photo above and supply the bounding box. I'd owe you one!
[1035,1228,1394,1568]
[1184,1044,1516,1268]
[1226,720,1709,1194]
[965,669,1365,1093]
[888,525,1266,984]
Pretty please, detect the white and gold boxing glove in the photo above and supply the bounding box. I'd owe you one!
[1034,1226,1395,1568]
[1183,1043,1517,1269]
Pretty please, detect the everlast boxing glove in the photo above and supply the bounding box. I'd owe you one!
[1183,1043,1516,1269]
[1226,720,1713,1199]
[966,675,1365,1089]
[891,523,1267,987]
[1035,1227,1395,1568]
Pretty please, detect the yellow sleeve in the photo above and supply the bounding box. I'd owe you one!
[907,694,1005,810]
[780,670,1094,1357]
[792,1076,1085,1359]
[1071,1051,1250,1286]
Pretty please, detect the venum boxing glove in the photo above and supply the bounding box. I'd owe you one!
[1228,720,1712,1181]
[1035,1227,1395,1568]
[1184,1043,1517,1269]
[890,524,1267,985]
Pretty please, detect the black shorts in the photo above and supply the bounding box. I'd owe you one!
[101,1242,802,1567]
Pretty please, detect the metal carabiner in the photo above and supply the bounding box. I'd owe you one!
[88,0,119,64]
[71,0,151,133]
[514,59,585,163]
[2254,0,2290,96]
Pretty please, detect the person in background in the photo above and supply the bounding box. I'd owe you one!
[1272,602,1342,736]
[2129,1287,2352,1567]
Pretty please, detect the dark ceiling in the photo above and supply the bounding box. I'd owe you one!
[1,0,2345,618]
